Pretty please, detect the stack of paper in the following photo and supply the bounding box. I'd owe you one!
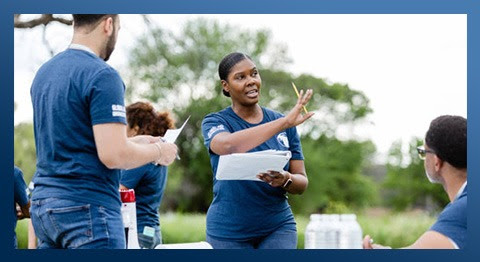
[216,150,292,181]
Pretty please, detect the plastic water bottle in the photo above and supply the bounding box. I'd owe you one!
[120,189,140,249]
[305,214,341,249]
[323,214,341,249]
[304,214,322,249]
[339,214,363,249]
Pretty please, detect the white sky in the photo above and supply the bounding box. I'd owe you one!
[14,14,467,163]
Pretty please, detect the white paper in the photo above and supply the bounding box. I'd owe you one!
[216,150,291,181]
[163,115,190,143]
[155,241,213,249]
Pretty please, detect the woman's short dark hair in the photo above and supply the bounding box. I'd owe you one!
[218,52,253,97]
[72,14,117,29]
[126,102,175,137]
[425,115,467,168]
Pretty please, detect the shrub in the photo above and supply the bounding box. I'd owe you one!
[16,211,435,249]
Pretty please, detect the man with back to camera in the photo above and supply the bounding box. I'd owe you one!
[363,115,467,249]
[29,14,178,249]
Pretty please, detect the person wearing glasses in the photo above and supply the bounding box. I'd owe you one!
[201,52,314,249]
[363,115,467,249]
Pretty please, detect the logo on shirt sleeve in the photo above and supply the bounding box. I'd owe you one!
[112,104,126,118]
[276,132,289,148]
[208,124,225,139]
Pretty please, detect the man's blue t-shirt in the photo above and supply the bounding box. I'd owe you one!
[30,48,127,208]
[430,184,467,249]
[14,166,29,233]
[201,106,303,240]
[120,164,168,233]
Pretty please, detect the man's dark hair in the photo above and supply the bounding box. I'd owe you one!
[425,115,467,168]
[218,52,253,97]
[72,14,117,29]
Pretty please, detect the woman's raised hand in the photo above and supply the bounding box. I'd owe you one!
[284,89,315,128]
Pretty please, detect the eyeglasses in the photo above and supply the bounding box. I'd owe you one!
[416,146,435,160]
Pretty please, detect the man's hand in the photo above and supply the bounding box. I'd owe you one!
[16,202,30,220]
[363,235,391,249]
[153,141,178,166]
[16,203,24,219]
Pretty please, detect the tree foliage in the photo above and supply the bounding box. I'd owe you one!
[12,16,447,216]
[383,139,449,212]
[14,123,36,184]
[289,136,378,214]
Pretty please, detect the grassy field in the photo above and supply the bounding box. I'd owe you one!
[16,210,435,249]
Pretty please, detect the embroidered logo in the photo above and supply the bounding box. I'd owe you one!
[112,104,126,118]
[276,132,289,148]
[208,124,225,139]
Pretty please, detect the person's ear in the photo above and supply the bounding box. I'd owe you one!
[434,155,444,172]
[103,17,114,37]
[221,80,229,94]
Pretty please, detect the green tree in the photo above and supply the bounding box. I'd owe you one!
[14,123,36,184]
[127,18,376,213]
[383,139,449,211]
[289,136,378,214]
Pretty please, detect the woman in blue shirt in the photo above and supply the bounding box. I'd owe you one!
[120,102,174,249]
[201,52,314,249]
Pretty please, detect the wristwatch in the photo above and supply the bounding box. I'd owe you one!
[282,173,293,189]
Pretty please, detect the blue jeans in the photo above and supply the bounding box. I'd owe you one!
[30,198,125,249]
[206,224,297,249]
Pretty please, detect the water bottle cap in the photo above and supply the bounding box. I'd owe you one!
[340,214,357,220]
[120,189,136,203]
[329,214,340,220]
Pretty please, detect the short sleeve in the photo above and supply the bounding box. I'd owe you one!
[286,127,304,160]
[429,197,467,249]
[87,68,127,126]
[201,114,230,151]
[14,167,29,206]
[120,166,148,189]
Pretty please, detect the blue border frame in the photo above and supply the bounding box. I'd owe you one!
[2,0,478,261]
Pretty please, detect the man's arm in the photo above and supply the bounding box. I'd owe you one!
[210,89,314,155]
[405,231,456,249]
[93,123,177,169]
[363,231,456,249]
[28,219,37,249]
